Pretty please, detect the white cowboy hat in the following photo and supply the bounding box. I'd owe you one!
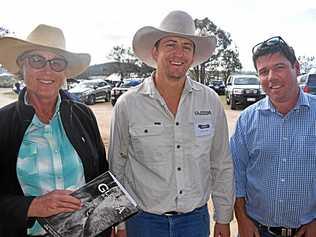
[0,24,90,78]
[132,10,217,68]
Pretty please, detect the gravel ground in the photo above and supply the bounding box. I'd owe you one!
[0,88,240,236]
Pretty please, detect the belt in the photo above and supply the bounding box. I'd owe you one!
[163,204,207,216]
[164,211,182,216]
[257,223,300,237]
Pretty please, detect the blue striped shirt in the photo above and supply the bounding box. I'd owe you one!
[230,90,316,228]
[16,95,85,235]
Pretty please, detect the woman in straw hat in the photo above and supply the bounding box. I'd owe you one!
[0,24,111,237]
[109,10,234,237]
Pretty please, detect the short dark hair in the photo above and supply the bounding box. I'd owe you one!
[252,36,297,70]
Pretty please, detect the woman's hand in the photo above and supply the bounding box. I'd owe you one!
[27,190,81,217]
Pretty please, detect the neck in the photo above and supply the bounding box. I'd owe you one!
[27,93,58,124]
[272,88,300,115]
[154,71,186,96]
[153,72,186,116]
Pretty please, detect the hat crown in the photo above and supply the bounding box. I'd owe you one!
[26,24,66,50]
[159,10,196,35]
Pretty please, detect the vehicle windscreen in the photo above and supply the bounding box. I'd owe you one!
[212,81,224,86]
[121,80,141,88]
[234,77,259,85]
[307,74,316,86]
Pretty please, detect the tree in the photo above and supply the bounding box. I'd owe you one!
[191,18,242,84]
[0,26,13,72]
[0,25,13,38]
[298,56,316,74]
[108,46,153,79]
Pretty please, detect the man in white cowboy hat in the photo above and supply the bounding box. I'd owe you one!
[109,10,234,237]
[0,24,111,237]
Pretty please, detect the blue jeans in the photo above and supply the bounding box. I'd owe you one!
[126,205,210,237]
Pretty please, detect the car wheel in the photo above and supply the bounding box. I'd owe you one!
[230,98,237,110]
[86,95,96,105]
[105,92,111,102]
[226,95,230,105]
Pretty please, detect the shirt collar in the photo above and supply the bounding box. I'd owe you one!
[257,88,310,112]
[138,72,200,97]
[24,92,62,125]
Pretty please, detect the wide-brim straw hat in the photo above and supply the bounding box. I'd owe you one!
[132,10,217,68]
[0,24,90,78]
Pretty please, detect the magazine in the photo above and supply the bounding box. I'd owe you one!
[37,171,138,237]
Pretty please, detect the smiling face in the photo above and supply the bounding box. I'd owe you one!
[152,36,194,81]
[256,52,300,109]
[20,50,67,104]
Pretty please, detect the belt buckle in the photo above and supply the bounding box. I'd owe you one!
[268,227,293,237]
[164,211,180,216]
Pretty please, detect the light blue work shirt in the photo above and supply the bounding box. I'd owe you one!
[17,94,85,235]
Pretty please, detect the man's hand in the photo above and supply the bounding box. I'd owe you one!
[234,197,260,237]
[213,223,230,237]
[236,215,260,237]
[27,190,81,217]
[295,219,316,237]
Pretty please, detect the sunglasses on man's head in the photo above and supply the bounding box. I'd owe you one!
[252,36,289,55]
[20,54,68,72]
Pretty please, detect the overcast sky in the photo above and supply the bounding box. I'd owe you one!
[2,0,316,70]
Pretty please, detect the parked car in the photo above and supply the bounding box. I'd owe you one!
[297,72,316,95]
[225,74,265,110]
[68,79,111,105]
[208,80,225,95]
[111,79,143,106]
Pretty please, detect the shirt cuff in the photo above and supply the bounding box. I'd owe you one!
[117,222,125,230]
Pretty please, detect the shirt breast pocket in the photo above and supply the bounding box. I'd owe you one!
[17,142,38,176]
[192,120,214,160]
[129,125,168,164]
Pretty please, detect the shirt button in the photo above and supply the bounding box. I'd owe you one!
[281,178,285,182]
[177,145,180,149]
[179,190,183,194]
[177,167,181,171]
[176,122,179,126]
[144,129,148,133]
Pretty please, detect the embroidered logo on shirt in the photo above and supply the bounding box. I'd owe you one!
[194,110,212,116]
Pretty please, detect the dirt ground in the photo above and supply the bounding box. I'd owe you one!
[0,88,240,236]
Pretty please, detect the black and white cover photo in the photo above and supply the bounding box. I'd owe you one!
[38,171,138,237]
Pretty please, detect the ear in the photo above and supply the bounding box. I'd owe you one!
[152,46,158,62]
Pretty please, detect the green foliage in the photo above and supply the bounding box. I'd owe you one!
[191,18,242,84]
[107,46,154,78]
[298,56,316,74]
[0,26,10,38]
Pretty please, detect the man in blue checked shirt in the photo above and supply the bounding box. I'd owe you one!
[230,36,316,237]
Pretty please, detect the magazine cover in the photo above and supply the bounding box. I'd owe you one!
[37,171,138,237]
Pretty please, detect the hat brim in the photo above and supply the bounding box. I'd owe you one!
[0,37,90,78]
[132,26,216,68]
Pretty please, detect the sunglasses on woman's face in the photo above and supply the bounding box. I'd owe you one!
[22,54,68,72]
[252,36,289,55]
